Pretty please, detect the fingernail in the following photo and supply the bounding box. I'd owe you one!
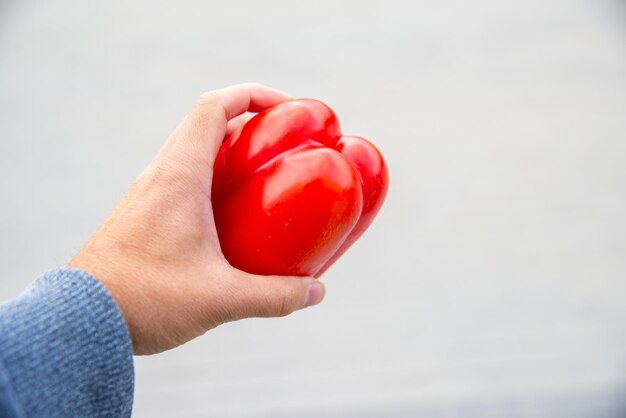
[303,281,325,308]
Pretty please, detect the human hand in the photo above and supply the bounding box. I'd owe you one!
[69,83,325,355]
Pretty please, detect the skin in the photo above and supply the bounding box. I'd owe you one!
[69,83,325,356]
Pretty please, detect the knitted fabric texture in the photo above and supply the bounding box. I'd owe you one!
[0,268,134,417]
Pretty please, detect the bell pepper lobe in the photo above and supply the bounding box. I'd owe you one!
[212,99,388,277]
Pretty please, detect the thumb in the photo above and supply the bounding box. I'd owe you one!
[231,272,326,319]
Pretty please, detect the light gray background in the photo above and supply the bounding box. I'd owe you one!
[1,1,626,417]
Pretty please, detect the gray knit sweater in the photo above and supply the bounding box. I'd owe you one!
[0,269,134,417]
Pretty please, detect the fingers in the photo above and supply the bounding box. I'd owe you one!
[197,83,293,120]
[228,271,325,320]
[226,113,255,137]
[162,83,292,170]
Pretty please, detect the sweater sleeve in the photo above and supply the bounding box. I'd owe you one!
[0,268,134,418]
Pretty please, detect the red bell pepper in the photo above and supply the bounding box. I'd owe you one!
[212,99,388,277]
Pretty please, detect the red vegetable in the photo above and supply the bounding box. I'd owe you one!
[212,99,388,277]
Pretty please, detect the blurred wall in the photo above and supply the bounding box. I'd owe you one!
[1,1,626,417]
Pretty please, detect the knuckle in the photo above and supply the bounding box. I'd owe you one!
[197,90,222,106]
[195,91,227,122]
[274,287,297,317]
[240,82,261,90]
[230,272,301,319]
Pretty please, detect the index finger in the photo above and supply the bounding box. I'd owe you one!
[197,83,293,120]
[157,83,292,172]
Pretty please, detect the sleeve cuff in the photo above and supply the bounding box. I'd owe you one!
[0,268,134,417]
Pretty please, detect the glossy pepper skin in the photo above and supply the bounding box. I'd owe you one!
[212,99,388,277]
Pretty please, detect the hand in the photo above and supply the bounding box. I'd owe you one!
[69,83,326,355]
